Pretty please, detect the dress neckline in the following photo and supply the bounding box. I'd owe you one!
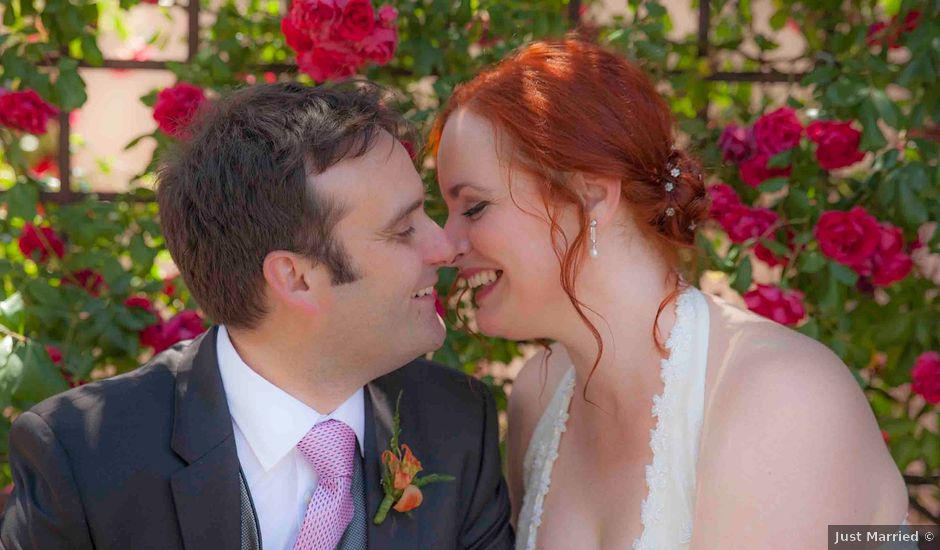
[519,285,704,550]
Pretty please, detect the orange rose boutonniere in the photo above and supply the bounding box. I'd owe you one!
[373,392,454,525]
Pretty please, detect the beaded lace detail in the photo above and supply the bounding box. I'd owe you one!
[517,367,576,550]
[633,288,697,550]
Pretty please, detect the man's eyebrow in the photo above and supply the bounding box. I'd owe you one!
[448,182,484,200]
[383,196,426,230]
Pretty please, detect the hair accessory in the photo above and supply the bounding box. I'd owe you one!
[665,207,676,217]
[669,167,680,178]
[664,181,675,192]
[688,221,697,231]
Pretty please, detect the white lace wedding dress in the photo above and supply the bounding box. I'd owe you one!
[516,285,711,550]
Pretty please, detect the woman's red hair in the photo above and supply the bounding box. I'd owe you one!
[430,37,709,399]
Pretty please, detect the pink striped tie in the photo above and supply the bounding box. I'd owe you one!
[292,419,356,550]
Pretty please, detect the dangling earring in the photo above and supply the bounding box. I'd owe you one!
[589,219,599,258]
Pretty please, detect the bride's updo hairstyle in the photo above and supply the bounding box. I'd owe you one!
[430,37,710,388]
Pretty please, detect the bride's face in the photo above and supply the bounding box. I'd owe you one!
[437,108,578,340]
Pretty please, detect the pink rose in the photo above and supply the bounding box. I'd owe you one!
[912,351,940,404]
[706,183,742,224]
[851,223,912,286]
[377,4,397,27]
[752,107,803,156]
[333,0,375,42]
[744,284,806,326]
[807,120,865,170]
[720,205,779,244]
[718,124,756,164]
[0,89,58,134]
[359,26,398,64]
[738,153,792,187]
[814,207,881,267]
[18,223,65,263]
[297,46,362,82]
[153,83,207,139]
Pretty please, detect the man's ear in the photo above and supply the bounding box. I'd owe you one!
[572,172,622,227]
[262,251,328,315]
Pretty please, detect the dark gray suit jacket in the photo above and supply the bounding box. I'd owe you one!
[0,326,513,550]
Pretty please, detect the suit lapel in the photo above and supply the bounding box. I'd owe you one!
[364,378,422,548]
[169,326,245,550]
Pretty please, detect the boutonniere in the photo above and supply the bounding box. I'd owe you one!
[373,391,455,525]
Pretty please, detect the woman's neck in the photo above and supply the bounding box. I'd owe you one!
[552,242,680,423]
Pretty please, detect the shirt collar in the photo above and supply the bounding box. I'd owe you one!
[216,325,366,471]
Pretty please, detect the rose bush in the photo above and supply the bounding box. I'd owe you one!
[0,0,937,518]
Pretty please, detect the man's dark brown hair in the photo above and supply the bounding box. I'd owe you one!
[157,81,415,329]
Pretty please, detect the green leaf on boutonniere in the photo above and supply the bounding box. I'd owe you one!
[373,390,455,525]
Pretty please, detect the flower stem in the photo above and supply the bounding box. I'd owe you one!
[373,494,395,525]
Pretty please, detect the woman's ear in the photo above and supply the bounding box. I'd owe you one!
[262,251,325,316]
[574,173,622,228]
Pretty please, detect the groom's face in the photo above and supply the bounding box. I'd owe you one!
[311,131,454,365]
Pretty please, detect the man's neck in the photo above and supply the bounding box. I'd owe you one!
[224,324,371,414]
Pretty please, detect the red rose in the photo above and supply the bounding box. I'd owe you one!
[292,0,337,33]
[0,89,58,134]
[140,310,206,353]
[738,153,792,187]
[851,223,912,286]
[706,182,742,224]
[743,284,806,326]
[153,83,207,139]
[754,226,795,268]
[45,345,63,365]
[333,0,375,42]
[359,26,397,64]
[64,269,107,296]
[434,290,445,318]
[718,123,756,164]
[124,295,156,313]
[912,351,940,404]
[18,223,65,263]
[160,310,207,351]
[807,120,865,170]
[867,10,921,50]
[720,205,779,244]
[30,155,59,178]
[814,207,881,267]
[297,46,362,82]
[752,107,803,156]
[140,321,166,350]
[163,277,177,296]
[281,15,314,52]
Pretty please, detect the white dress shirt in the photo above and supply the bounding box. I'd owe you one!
[216,325,365,550]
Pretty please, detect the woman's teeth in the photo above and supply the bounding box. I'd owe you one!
[463,270,501,289]
[412,286,434,298]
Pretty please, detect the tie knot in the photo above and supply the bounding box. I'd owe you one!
[296,419,356,479]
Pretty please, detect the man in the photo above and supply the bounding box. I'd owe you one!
[1,82,513,550]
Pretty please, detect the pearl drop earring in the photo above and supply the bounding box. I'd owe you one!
[589,219,599,258]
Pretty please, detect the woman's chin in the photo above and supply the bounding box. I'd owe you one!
[476,307,532,342]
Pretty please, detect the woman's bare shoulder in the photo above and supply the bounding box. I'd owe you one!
[693,293,908,532]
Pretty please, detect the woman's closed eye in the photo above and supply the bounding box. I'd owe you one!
[462,201,490,220]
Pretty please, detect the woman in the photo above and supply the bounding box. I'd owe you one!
[430,38,908,549]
